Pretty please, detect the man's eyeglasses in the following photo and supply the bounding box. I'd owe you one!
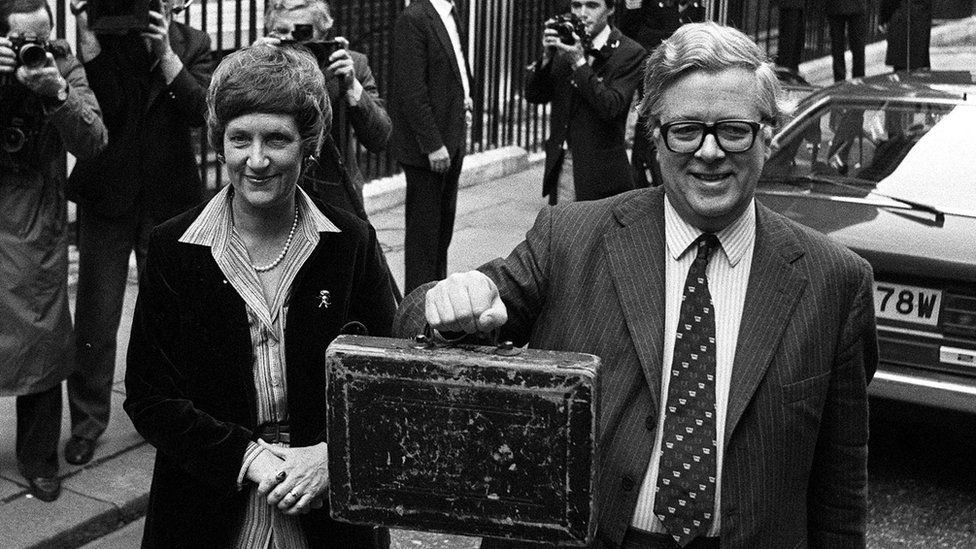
[659,119,764,154]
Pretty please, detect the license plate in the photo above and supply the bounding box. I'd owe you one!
[873,282,942,326]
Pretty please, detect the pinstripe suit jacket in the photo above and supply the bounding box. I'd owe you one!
[452,186,877,548]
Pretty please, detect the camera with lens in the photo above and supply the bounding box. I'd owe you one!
[7,33,53,70]
[545,13,591,49]
[279,24,341,66]
[1,82,45,173]
[86,0,162,35]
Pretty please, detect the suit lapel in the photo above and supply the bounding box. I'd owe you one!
[724,204,807,442]
[603,189,668,411]
[590,27,621,73]
[422,0,465,91]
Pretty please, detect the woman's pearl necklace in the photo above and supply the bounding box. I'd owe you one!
[252,206,299,273]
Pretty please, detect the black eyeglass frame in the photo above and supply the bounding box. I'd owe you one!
[658,119,765,154]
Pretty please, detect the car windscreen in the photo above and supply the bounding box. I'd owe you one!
[761,100,976,212]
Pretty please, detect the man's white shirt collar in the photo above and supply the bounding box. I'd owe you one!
[663,195,757,267]
[590,24,612,51]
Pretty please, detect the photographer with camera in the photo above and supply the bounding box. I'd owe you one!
[256,0,391,223]
[0,0,107,502]
[255,0,400,301]
[62,0,214,467]
[527,0,645,205]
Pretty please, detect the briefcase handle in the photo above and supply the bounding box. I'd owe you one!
[412,323,521,357]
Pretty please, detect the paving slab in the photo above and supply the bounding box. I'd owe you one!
[62,443,154,522]
[0,475,25,501]
[0,487,117,549]
[79,517,145,549]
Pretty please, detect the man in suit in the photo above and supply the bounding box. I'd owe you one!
[390,0,472,294]
[405,22,877,549]
[527,0,645,204]
[773,0,806,76]
[63,0,214,466]
[827,0,867,82]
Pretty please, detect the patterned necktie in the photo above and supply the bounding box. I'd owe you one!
[654,233,720,547]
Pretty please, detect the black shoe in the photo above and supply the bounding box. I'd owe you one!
[64,436,96,466]
[28,476,61,502]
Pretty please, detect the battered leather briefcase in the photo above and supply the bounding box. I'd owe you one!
[326,334,600,546]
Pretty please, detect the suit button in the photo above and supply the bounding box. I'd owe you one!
[644,414,655,431]
[621,475,635,492]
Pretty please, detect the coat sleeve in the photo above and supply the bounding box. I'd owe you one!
[392,12,445,155]
[123,232,253,496]
[524,58,556,104]
[806,260,877,548]
[80,47,123,124]
[349,224,398,338]
[347,52,392,153]
[572,41,646,122]
[166,27,215,128]
[48,50,108,159]
[476,205,555,347]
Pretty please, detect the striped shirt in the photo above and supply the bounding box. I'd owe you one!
[179,185,339,548]
[631,197,757,535]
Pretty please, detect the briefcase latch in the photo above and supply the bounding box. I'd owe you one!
[493,339,520,356]
[411,328,522,357]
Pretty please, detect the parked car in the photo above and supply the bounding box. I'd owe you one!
[757,71,976,412]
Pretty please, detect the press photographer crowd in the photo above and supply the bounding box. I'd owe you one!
[0,0,938,546]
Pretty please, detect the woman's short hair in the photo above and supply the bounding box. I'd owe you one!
[265,0,333,39]
[638,22,793,132]
[206,44,331,159]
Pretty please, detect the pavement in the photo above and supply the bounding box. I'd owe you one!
[1,18,974,548]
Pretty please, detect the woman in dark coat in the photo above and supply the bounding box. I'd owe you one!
[124,44,396,548]
[880,0,932,71]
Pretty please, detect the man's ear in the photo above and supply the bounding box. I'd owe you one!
[761,125,774,160]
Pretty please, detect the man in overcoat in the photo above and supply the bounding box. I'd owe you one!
[879,0,932,71]
[0,0,107,501]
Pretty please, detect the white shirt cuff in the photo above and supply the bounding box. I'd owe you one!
[237,441,266,490]
[346,79,364,107]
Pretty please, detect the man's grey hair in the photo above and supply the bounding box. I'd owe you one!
[638,22,794,132]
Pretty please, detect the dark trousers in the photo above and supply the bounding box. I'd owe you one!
[17,383,63,478]
[829,13,866,82]
[777,7,805,72]
[402,157,463,295]
[69,208,153,441]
